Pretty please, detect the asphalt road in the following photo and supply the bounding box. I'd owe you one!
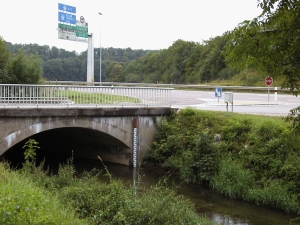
[171,90,300,116]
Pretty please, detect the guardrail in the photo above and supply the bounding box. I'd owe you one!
[0,84,172,107]
[46,81,292,92]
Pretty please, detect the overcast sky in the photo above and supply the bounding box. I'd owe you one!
[1,0,262,54]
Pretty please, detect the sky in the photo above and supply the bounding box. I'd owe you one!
[1,0,262,54]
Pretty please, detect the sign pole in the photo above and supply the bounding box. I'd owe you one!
[265,76,273,102]
[87,34,94,83]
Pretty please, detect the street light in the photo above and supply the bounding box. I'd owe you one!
[98,12,102,85]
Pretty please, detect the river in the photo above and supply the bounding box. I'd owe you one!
[71,157,298,225]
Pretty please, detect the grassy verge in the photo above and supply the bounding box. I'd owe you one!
[56,90,141,104]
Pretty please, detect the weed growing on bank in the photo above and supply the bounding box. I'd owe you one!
[0,141,216,225]
[145,108,300,213]
[0,162,87,225]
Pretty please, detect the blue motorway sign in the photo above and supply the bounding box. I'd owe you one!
[58,12,76,25]
[58,3,76,14]
[215,87,222,97]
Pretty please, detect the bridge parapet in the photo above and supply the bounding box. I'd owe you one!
[0,84,172,108]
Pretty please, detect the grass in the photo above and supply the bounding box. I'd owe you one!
[0,162,87,225]
[62,90,141,104]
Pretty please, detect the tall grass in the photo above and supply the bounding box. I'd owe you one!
[0,162,87,225]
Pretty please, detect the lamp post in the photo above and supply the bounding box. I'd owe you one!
[98,12,102,85]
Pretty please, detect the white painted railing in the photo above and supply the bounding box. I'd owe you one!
[0,84,172,107]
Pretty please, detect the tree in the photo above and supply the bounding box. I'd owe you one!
[224,0,300,92]
[105,63,125,82]
[0,37,10,70]
[224,0,300,130]
[161,40,197,84]
[49,46,60,59]
[43,58,64,81]
[0,37,10,83]
[7,50,44,84]
[62,58,83,81]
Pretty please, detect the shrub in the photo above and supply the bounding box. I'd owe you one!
[280,152,300,191]
[255,121,285,142]
[211,157,255,199]
[166,134,219,184]
[219,118,252,153]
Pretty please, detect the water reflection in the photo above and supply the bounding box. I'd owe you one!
[72,158,297,225]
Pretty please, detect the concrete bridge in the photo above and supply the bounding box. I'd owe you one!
[0,107,171,166]
[0,84,173,166]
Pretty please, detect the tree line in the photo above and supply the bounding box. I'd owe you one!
[1,41,151,83]
[1,35,241,85]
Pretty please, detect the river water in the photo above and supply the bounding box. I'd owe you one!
[71,157,298,225]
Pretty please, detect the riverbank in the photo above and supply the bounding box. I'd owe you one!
[144,108,300,215]
[0,151,216,225]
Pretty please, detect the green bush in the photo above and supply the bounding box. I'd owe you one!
[165,134,219,184]
[280,152,300,192]
[246,134,300,181]
[219,118,252,153]
[255,121,286,142]
[211,157,255,199]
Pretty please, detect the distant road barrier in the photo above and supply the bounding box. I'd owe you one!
[0,84,172,107]
[47,81,291,92]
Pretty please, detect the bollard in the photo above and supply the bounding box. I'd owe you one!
[274,87,278,102]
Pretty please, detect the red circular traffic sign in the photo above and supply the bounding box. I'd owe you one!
[265,76,273,86]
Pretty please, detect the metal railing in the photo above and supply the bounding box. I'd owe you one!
[0,84,172,107]
[47,81,289,91]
